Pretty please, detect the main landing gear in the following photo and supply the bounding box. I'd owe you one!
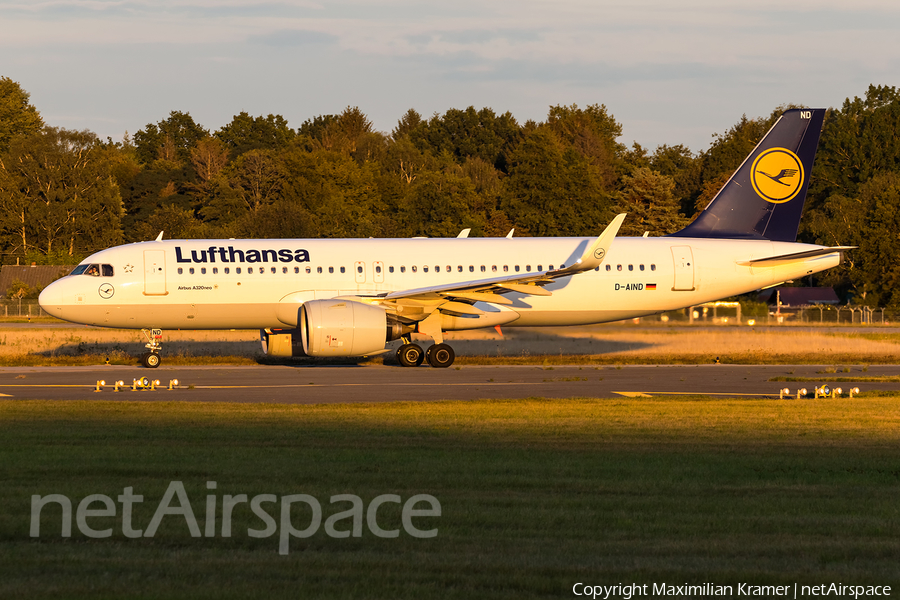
[140,328,163,368]
[395,339,456,368]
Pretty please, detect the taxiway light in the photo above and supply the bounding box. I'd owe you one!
[849,387,860,398]
[113,380,125,392]
[747,319,756,326]
[797,388,807,399]
[779,388,790,399]
[833,387,843,398]
[168,379,179,390]
[94,380,105,392]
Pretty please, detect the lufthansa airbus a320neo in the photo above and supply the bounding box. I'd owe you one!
[40,109,850,368]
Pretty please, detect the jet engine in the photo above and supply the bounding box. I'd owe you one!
[299,299,411,357]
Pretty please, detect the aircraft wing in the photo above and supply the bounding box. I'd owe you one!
[370,214,626,313]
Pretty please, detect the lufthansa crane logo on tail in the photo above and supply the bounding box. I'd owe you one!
[751,147,804,204]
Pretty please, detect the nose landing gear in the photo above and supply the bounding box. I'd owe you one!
[140,328,163,368]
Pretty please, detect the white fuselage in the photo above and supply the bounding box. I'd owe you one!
[39,236,841,330]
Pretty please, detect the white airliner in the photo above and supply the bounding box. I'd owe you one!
[39,109,851,368]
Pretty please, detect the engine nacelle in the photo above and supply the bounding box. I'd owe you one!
[300,299,399,357]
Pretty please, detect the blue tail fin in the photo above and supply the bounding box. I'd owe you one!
[671,108,825,242]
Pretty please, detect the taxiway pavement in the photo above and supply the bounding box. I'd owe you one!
[1,364,898,403]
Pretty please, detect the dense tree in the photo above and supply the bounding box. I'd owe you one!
[216,112,294,157]
[501,127,610,237]
[410,107,520,171]
[546,103,624,191]
[392,108,423,140]
[808,85,900,203]
[808,172,900,306]
[133,111,208,165]
[649,144,700,217]
[0,127,123,258]
[614,168,686,236]
[0,77,43,154]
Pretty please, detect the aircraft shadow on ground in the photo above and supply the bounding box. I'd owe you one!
[35,330,655,363]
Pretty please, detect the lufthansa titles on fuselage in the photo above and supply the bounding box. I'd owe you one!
[175,246,311,264]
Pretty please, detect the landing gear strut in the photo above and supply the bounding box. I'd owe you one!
[140,328,163,368]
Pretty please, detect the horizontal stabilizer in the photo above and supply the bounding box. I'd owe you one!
[737,246,855,266]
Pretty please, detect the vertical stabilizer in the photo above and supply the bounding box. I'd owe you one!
[671,108,825,242]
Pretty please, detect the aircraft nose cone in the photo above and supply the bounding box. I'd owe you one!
[39,281,62,313]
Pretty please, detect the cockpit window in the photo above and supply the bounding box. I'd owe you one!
[73,263,113,277]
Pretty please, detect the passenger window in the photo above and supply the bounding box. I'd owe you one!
[605,265,611,271]
[412,266,417,273]
[102,264,114,276]
[189,267,195,275]
[400,266,406,273]
[424,266,429,273]
[537,265,542,271]
[526,265,531,272]
[304,267,310,274]
[340,266,345,274]
[317,267,323,274]
[248,267,254,274]
[492,266,498,272]
[469,266,474,272]
[213,268,218,275]
[434,266,439,273]
[329,267,334,274]
[225,268,230,274]
[549,265,554,271]
[260,269,264,275]
[515,265,520,272]
[236,267,241,274]
[640,264,645,271]
[503,266,509,272]
[270,267,276,274]
[178,267,183,275]
[617,265,622,271]
[651,264,656,271]
[628,265,633,271]
[457,265,462,272]
[481,266,486,272]
[283,267,288,274]
[376,265,382,274]
[389,266,395,273]
[357,265,363,274]
[293,267,298,274]
[201,268,207,275]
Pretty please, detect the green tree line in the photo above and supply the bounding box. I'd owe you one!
[1,77,899,305]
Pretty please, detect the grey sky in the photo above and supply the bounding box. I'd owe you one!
[3,0,899,152]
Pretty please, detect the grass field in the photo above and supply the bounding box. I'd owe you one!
[5,323,900,366]
[2,397,899,599]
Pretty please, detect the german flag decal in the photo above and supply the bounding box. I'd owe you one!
[646,284,657,290]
